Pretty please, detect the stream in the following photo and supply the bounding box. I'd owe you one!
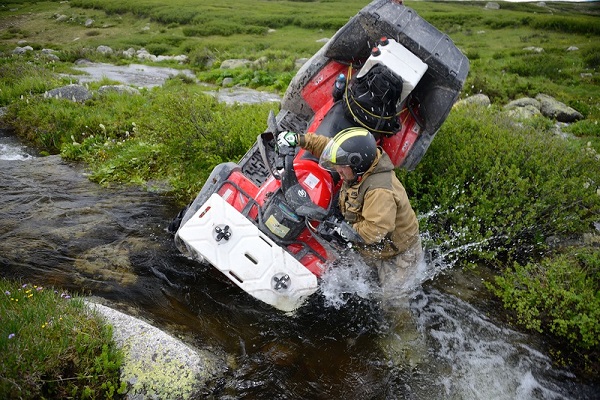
[1,129,598,399]
[2,63,598,399]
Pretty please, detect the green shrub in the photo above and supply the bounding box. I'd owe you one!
[4,91,148,154]
[134,83,277,199]
[145,42,172,56]
[505,53,571,80]
[0,280,125,399]
[399,106,600,268]
[564,119,600,138]
[488,247,600,351]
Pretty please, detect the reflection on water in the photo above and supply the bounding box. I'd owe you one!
[1,131,597,399]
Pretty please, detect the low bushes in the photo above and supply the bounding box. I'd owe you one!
[489,247,600,352]
[398,105,600,363]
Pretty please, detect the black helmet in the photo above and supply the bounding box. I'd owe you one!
[319,127,377,176]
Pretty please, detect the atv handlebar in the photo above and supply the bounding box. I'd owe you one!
[316,215,365,246]
[258,132,328,220]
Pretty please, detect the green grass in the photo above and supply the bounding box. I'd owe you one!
[0,279,125,399]
[399,104,600,266]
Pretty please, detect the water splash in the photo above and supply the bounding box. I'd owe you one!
[415,288,580,400]
[318,252,380,309]
[0,141,34,161]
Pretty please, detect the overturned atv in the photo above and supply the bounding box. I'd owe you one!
[170,0,469,312]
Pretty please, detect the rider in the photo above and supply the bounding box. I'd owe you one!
[277,127,423,292]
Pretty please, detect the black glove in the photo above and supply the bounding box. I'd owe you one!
[317,216,364,246]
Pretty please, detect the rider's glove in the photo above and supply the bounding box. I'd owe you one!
[333,226,348,240]
[333,221,364,244]
[277,131,298,147]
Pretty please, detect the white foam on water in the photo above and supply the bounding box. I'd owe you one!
[417,289,574,400]
[0,142,34,161]
[318,252,380,309]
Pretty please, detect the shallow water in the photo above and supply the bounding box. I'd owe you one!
[1,131,597,399]
[65,62,282,104]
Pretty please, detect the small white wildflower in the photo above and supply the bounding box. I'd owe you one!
[99,123,106,132]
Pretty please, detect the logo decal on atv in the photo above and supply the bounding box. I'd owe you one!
[297,189,307,198]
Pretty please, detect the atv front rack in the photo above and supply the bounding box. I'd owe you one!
[176,193,318,312]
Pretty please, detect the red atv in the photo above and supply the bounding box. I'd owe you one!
[171,0,469,312]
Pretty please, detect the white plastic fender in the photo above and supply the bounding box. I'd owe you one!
[175,193,318,312]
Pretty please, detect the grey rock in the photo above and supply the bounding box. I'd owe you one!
[220,59,252,69]
[44,54,60,61]
[97,45,114,55]
[455,93,491,107]
[504,97,540,110]
[536,93,583,122]
[46,84,92,102]
[136,49,157,62]
[98,85,141,96]
[484,2,500,10]
[86,302,226,400]
[75,58,93,65]
[123,48,136,58]
[12,46,33,55]
[506,105,542,120]
[85,18,94,28]
[523,46,544,53]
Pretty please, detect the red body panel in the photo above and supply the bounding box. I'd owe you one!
[380,107,421,167]
[219,161,333,277]
[301,61,349,113]
[217,170,260,220]
[302,61,421,168]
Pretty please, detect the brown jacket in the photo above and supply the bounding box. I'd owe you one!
[300,134,419,258]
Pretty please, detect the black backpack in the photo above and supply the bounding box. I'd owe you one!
[342,64,403,135]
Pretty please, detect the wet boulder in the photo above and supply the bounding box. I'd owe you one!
[86,302,227,399]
